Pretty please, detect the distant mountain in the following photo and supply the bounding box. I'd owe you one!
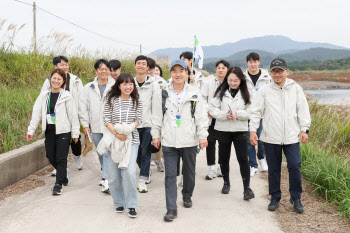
[202,47,350,73]
[151,35,348,60]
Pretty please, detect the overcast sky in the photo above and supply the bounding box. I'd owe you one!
[1,0,350,56]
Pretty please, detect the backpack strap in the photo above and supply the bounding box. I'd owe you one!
[190,101,196,118]
[161,88,168,116]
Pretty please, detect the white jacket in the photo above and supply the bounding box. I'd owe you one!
[134,76,159,128]
[41,73,86,117]
[250,78,311,145]
[151,80,209,148]
[153,75,168,89]
[27,89,80,138]
[244,69,272,92]
[201,77,222,126]
[209,89,251,132]
[80,77,115,133]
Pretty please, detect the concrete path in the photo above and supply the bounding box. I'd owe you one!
[0,148,283,233]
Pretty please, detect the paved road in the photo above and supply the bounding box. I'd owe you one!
[0,147,283,233]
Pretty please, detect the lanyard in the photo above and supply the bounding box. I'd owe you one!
[169,84,187,114]
[47,90,62,114]
[119,97,132,123]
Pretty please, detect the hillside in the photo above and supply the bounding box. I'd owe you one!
[151,35,348,60]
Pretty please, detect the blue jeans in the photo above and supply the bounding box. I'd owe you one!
[108,143,139,209]
[136,127,152,180]
[92,133,109,179]
[248,120,265,168]
[264,142,302,201]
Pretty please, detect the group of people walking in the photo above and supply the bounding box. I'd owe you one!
[26,51,311,221]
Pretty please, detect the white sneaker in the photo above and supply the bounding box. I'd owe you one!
[259,159,268,171]
[74,155,83,170]
[217,166,223,177]
[99,180,105,186]
[101,180,110,193]
[151,161,156,166]
[138,180,148,193]
[156,159,164,172]
[146,170,152,184]
[205,167,217,180]
[51,169,57,176]
[250,167,259,177]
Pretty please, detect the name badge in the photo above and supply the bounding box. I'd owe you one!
[171,115,181,127]
[47,113,56,124]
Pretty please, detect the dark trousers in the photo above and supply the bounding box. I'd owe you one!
[163,146,197,210]
[206,119,218,166]
[248,120,265,168]
[70,134,81,156]
[264,142,302,201]
[136,127,152,179]
[45,130,70,185]
[217,131,250,189]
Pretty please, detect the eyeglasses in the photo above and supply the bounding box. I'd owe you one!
[270,69,284,75]
[98,68,109,71]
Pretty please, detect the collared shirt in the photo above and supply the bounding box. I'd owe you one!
[169,82,188,110]
[215,76,222,88]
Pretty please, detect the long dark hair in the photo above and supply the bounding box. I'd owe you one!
[214,66,251,105]
[107,73,140,109]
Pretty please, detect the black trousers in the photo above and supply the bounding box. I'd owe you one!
[45,130,70,185]
[70,134,81,156]
[264,142,302,201]
[206,119,218,166]
[217,131,250,189]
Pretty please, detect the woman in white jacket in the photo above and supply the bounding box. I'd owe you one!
[103,73,143,218]
[209,67,255,200]
[27,69,80,195]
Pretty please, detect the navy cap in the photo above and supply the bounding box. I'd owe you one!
[170,59,187,71]
[270,58,288,71]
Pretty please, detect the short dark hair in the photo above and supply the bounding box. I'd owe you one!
[53,56,68,66]
[246,52,260,62]
[135,55,149,66]
[155,64,163,77]
[179,51,194,61]
[109,60,121,71]
[50,69,67,87]
[216,59,230,68]
[94,59,110,70]
[148,58,156,69]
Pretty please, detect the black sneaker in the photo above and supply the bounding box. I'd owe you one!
[128,208,137,218]
[290,198,304,213]
[116,207,125,213]
[63,177,69,186]
[221,183,230,194]
[52,184,62,195]
[183,197,192,208]
[164,209,178,222]
[268,199,280,211]
[243,188,255,200]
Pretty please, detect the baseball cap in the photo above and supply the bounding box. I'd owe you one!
[270,58,288,71]
[170,59,187,71]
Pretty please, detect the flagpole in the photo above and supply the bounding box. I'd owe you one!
[191,35,196,75]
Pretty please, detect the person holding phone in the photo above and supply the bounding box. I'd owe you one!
[27,69,80,195]
[209,67,255,200]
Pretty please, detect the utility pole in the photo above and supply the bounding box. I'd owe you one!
[33,2,37,53]
[140,44,142,55]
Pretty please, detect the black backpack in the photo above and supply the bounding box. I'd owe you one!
[161,88,196,118]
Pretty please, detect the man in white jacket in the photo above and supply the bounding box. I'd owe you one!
[244,52,271,177]
[152,59,208,222]
[41,56,85,172]
[134,55,159,193]
[249,58,311,214]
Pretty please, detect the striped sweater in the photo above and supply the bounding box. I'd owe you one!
[103,97,143,144]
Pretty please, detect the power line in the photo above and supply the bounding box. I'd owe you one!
[12,0,140,48]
